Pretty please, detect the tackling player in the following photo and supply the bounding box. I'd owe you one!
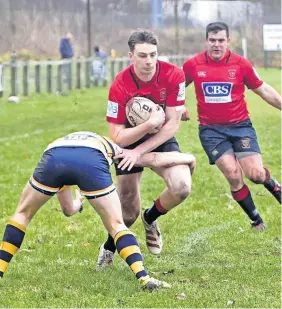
[97,30,194,268]
[182,22,281,231]
[0,132,168,290]
[0,131,195,289]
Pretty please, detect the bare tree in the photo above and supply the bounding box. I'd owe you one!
[0,0,279,65]
[174,0,180,54]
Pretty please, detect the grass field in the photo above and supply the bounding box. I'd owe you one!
[0,68,281,308]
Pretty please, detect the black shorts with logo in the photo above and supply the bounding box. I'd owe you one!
[115,137,181,175]
[199,119,261,165]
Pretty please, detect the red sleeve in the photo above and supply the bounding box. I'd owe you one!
[166,68,186,107]
[106,78,127,124]
[182,59,194,86]
[241,58,263,89]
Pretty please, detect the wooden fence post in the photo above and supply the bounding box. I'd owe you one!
[23,62,29,96]
[0,63,4,97]
[11,59,17,96]
[85,60,91,88]
[110,59,115,82]
[67,62,72,90]
[76,61,81,89]
[47,62,52,93]
[118,60,123,73]
[35,64,41,93]
[57,64,62,93]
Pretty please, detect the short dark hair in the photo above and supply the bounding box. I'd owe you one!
[128,30,158,52]
[206,22,229,39]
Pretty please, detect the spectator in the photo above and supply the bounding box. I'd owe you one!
[110,49,117,58]
[59,32,74,94]
[92,46,108,86]
[59,32,73,60]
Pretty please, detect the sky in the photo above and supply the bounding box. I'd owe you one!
[172,1,260,25]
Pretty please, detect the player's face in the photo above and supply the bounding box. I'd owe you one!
[206,30,230,61]
[129,43,158,78]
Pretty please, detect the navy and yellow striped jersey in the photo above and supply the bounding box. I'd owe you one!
[45,131,122,165]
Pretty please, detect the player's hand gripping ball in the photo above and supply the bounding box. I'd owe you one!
[126,97,164,133]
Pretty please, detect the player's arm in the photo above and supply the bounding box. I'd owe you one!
[115,106,182,171]
[107,80,164,147]
[252,82,281,110]
[116,150,196,174]
[243,59,281,110]
[57,187,83,217]
[113,69,186,170]
[133,69,186,155]
[182,58,194,88]
[136,106,182,155]
[181,59,195,121]
[136,152,196,174]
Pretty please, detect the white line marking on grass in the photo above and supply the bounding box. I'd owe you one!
[0,123,91,143]
[181,222,232,254]
[0,129,45,142]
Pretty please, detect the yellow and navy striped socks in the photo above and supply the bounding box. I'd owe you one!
[0,220,26,278]
[114,230,147,279]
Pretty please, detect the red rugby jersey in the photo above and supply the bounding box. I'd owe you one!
[182,50,263,125]
[106,60,186,125]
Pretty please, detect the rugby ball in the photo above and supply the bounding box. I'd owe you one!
[126,97,157,127]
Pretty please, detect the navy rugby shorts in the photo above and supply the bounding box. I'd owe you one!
[199,119,261,165]
[30,147,115,199]
[115,136,181,176]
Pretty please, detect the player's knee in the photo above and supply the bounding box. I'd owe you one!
[178,181,191,201]
[123,211,140,227]
[123,203,140,227]
[60,203,74,217]
[225,167,242,186]
[247,167,265,184]
[169,178,191,201]
[62,209,73,217]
